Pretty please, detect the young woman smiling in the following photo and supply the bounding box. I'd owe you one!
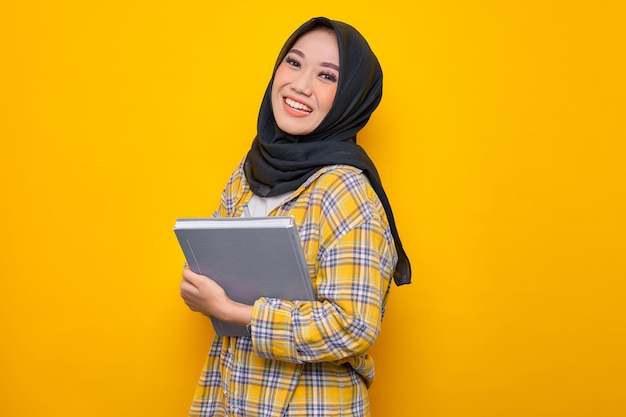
[180,17,411,417]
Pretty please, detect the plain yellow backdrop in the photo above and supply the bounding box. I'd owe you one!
[1,1,625,416]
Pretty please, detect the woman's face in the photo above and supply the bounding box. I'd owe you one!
[271,28,339,136]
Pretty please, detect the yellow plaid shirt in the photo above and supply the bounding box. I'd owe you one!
[190,159,397,417]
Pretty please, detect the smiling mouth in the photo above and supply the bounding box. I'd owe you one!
[284,98,312,113]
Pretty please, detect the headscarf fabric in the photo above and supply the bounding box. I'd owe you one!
[244,17,411,286]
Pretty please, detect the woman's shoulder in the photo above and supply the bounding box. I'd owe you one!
[303,165,391,246]
[222,157,248,190]
[214,157,249,216]
[309,165,376,200]
[303,164,384,221]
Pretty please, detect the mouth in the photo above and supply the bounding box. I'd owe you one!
[284,97,312,114]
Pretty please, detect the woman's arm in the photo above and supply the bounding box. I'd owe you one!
[251,219,395,363]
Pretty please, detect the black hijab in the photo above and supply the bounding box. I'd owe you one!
[244,17,411,286]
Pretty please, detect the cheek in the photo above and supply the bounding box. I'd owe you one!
[270,72,285,107]
[319,85,337,112]
[273,65,290,89]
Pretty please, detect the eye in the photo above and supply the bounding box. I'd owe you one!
[285,56,300,68]
[320,72,338,83]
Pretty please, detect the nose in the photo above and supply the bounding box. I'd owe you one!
[290,71,313,96]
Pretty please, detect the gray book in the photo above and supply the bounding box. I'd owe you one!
[174,216,316,336]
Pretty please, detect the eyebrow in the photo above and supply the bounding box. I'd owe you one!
[288,48,340,72]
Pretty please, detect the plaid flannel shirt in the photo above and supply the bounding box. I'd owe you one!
[189,159,397,417]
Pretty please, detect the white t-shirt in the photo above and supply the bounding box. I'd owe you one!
[244,192,291,217]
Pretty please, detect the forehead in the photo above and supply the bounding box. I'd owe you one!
[290,28,339,63]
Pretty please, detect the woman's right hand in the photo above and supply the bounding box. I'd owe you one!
[180,265,253,325]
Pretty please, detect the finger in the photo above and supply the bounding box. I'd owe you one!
[182,268,203,286]
[181,297,200,312]
[180,279,199,296]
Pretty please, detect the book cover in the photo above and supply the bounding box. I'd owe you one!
[174,216,316,336]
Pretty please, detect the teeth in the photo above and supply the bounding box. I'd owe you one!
[285,98,312,113]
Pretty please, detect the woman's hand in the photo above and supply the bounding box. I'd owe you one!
[180,266,229,319]
[180,265,253,325]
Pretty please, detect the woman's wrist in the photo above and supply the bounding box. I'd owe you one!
[219,299,253,326]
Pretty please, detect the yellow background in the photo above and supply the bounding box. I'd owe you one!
[1,1,625,416]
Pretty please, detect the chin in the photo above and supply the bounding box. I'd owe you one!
[281,126,315,136]
[276,120,315,136]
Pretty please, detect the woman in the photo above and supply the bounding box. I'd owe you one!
[181,17,411,417]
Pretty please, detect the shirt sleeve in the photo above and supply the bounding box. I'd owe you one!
[250,170,396,364]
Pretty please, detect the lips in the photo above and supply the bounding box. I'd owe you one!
[284,97,312,113]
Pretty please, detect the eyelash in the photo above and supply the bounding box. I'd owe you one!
[320,72,337,83]
[285,56,300,68]
[284,55,338,83]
